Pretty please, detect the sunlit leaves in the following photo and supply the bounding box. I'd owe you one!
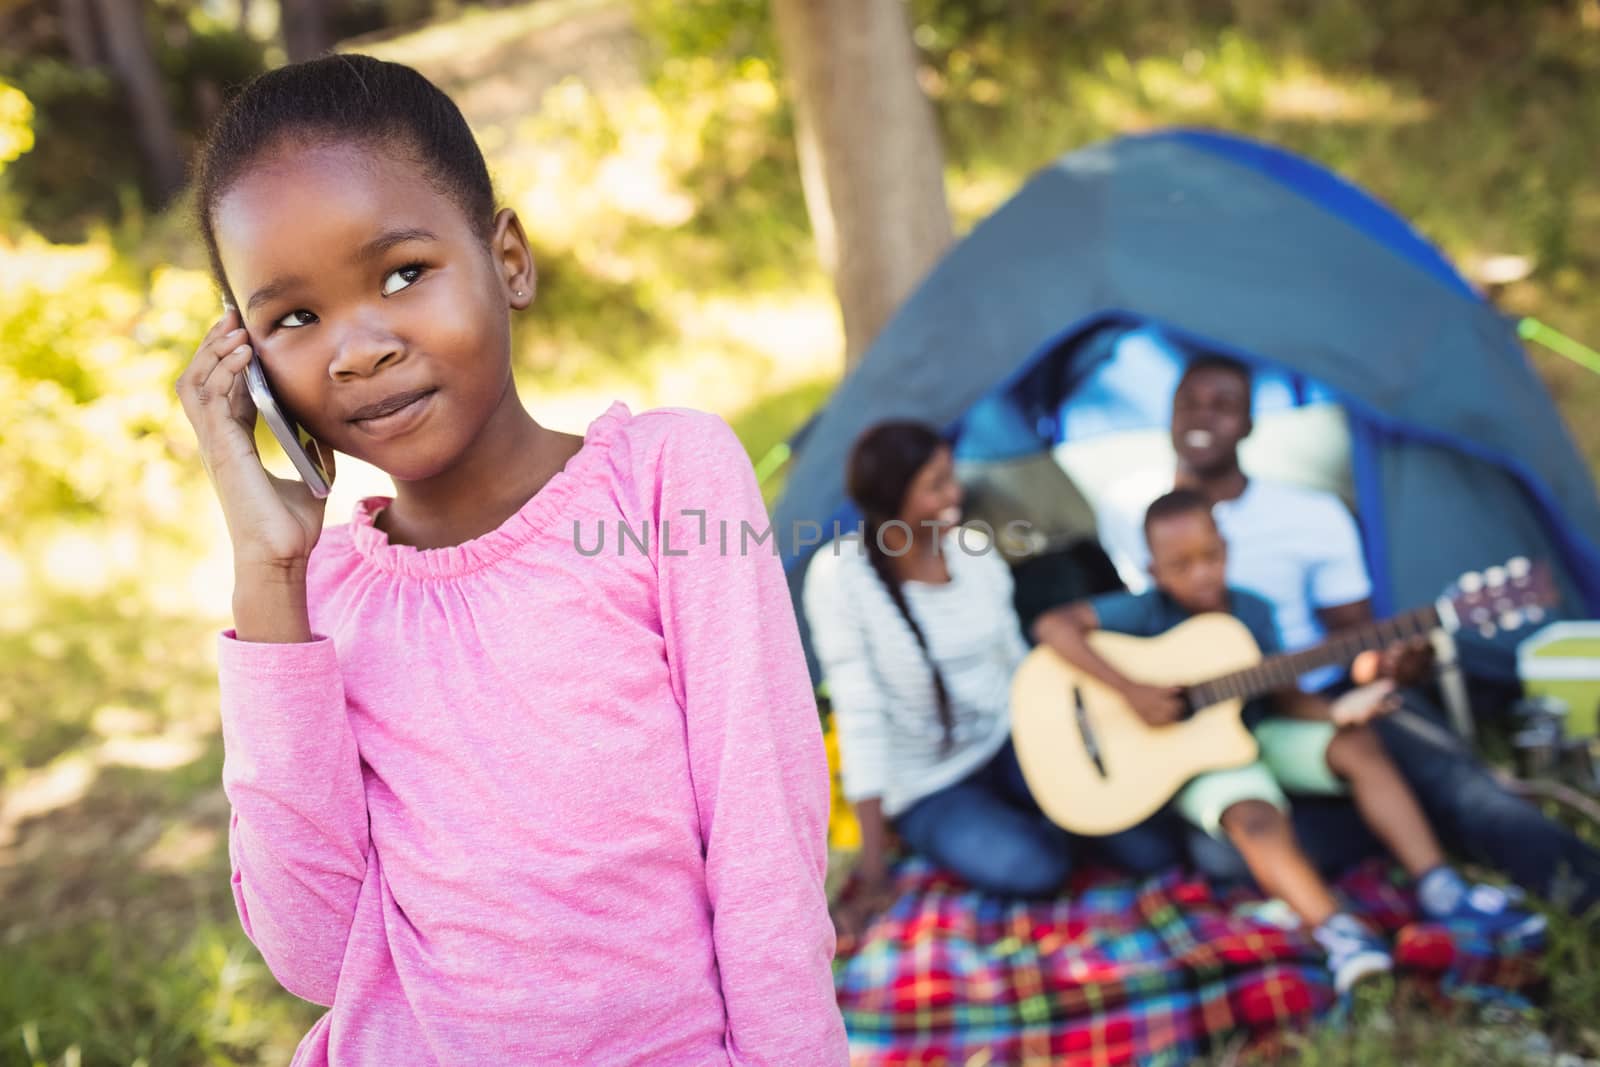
[0,78,34,169]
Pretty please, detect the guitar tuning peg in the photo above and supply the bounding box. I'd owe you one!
[1485,565,1508,588]
[1499,609,1523,632]
[1478,621,1498,639]
[1526,605,1545,625]
[1458,572,1484,594]
[1507,557,1531,579]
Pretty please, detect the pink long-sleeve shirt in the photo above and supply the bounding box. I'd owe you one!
[216,402,846,1065]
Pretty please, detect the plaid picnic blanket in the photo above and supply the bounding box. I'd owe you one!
[834,859,1544,1067]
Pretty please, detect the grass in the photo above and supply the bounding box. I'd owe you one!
[6,0,1600,1064]
[726,374,836,505]
[3,920,320,1067]
[1234,901,1600,1066]
[0,602,320,1066]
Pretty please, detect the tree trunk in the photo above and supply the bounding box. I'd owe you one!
[59,0,102,68]
[281,0,332,63]
[772,0,953,369]
[88,0,185,204]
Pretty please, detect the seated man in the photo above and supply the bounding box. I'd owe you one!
[1091,354,1600,912]
[1033,490,1545,992]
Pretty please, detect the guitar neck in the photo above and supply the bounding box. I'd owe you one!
[1188,603,1442,707]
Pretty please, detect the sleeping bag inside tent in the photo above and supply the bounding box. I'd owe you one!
[774,129,1600,683]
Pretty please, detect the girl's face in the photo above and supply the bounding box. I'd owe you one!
[212,138,534,481]
[894,446,963,532]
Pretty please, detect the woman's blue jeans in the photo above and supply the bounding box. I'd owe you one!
[892,740,1184,898]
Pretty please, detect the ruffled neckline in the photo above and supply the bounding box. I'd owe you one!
[346,400,630,579]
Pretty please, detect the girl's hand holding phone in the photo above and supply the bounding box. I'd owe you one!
[175,308,334,576]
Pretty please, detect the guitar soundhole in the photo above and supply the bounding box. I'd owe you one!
[1179,688,1198,721]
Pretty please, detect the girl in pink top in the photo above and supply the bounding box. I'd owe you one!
[174,55,846,1065]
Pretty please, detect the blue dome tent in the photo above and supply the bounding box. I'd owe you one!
[773,130,1600,679]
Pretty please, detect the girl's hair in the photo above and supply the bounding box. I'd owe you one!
[193,54,495,300]
[845,421,954,750]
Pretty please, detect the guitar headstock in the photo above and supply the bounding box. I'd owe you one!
[1442,557,1558,639]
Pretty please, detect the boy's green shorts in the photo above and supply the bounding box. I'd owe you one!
[1176,719,1346,837]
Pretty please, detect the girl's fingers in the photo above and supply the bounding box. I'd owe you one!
[206,327,250,361]
[201,310,240,348]
[177,331,246,399]
[194,314,232,352]
[199,342,255,399]
[178,345,256,455]
[225,352,261,425]
[217,340,254,370]
[193,316,244,367]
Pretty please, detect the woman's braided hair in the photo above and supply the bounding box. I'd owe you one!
[845,421,954,751]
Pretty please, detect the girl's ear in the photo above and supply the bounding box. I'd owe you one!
[491,208,537,310]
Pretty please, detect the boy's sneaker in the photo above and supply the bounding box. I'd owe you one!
[1313,913,1394,996]
[1434,882,1547,941]
[1418,866,1547,941]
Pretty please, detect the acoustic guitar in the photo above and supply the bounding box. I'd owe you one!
[1011,558,1557,836]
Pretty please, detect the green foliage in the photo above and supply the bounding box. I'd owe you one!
[0,78,34,169]
[0,602,319,1065]
[726,375,836,505]
[0,21,265,240]
[631,0,806,273]
[12,922,225,1065]
[900,0,1600,468]
[626,1,810,290]
[0,243,215,528]
[3,921,321,1066]
[1537,897,1600,1054]
[0,76,34,230]
[0,233,230,805]
[630,0,773,81]
[158,19,272,133]
[1193,902,1600,1065]
[0,59,128,237]
[1262,1002,1555,1066]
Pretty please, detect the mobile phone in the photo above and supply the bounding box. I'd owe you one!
[222,299,333,497]
[243,357,334,498]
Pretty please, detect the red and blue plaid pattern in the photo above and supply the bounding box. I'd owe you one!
[834,860,1542,1066]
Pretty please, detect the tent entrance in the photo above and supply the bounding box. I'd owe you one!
[953,318,1360,562]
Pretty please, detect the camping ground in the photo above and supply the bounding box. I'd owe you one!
[2,1,1599,1063]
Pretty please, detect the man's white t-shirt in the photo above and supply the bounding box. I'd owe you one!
[1096,476,1373,692]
